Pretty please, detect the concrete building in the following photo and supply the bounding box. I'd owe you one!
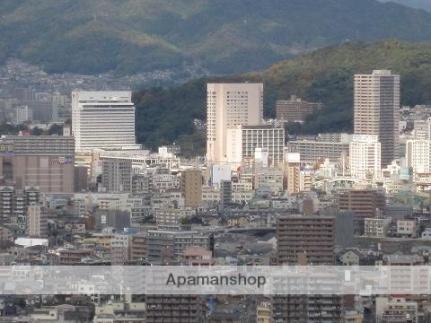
[277,214,336,265]
[285,152,301,195]
[376,297,418,323]
[286,134,351,164]
[275,95,322,123]
[26,204,48,238]
[183,246,213,266]
[0,135,74,193]
[181,169,202,208]
[146,229,210,264]
[349,134,381,180]
[206,83,263,164]
[275,214,341,323]
[413,118,431,140]
[145,295,207,323]
[101,158,132,193]
[406,139,431,174]
[72,91,138,152]
[220,180,232,209]
[364,217,391,238]
[15,105,32,124]
[226,125,285,167]
[354,70,400,166]
[337,189,386,234]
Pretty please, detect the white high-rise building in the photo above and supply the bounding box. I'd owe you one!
[72,91,138,152]
[206,83,263,164]
[226,125,284,168]
[406,139,431,174]
[354,70,400,167]
[349,134,381,180]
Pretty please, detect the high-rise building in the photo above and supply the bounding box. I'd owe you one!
[206,83,263,164]
[337,189,386,234]
[349,134,381,180]
[220,180,232,209]
[406,139,431,174]
[72,91,138,152]
[285,153,301,195]
[0,136,75,193]
[277,214,336,265]
[354,70,400,166]
[181,169,202,208]
[275,214,341,322]
[101,157,132,193]
[226,125,285,167]
[27,204,48,238]
[276,95,322,123]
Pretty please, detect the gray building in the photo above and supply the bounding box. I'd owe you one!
[101,157,132,193]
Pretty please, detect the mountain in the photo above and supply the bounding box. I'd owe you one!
[134,40,431,155]
[379,0,431,12]
[2,0,431,75]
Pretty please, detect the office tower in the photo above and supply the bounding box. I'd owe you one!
[101,158,132,193]
[181,169,203,208]
[276,95,322,122]
[206,83,263,164]
[277,214,336,265]
[337,189,386,234]
[285,153,301,195]
[220,180,232,209]
[0,136,74,193]
[226,125,285,167]
[26,204,48,238]
[406,139,431,174]
[349,134,381,180]
[354,70,400,166]
[72,91,137,152]
[286,134,352,164]
[275,214,341,322]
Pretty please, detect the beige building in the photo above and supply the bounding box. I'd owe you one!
[0,135,74,193]
[27,204,48,238]
[206,83,263,164]
[276,95,322,122]
[337,189,386,234]
[181,169,203,208]
[285,152,301,195]
[354,70,400,166]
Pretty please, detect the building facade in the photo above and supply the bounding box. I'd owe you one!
[206,83,263,164]
[72,91,137,152]
[276,95,322,123]
[0,136,74,193]
[349,134,381,180]
[226,125,285,167]
[354,70,400,166]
